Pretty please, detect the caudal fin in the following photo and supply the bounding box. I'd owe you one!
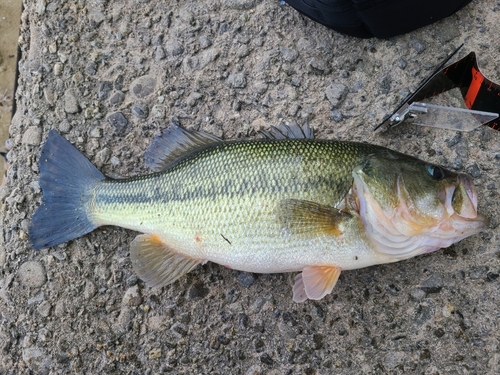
[30,130,105,250]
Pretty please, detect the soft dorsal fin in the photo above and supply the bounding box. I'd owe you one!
[260,120,314,140]
[130,234,203,288]
[144,125,222,172]
[277,199,352,237]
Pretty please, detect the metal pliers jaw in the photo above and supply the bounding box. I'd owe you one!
[375,45,500,133]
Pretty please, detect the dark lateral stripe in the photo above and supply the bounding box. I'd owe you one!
[94,174,350,206]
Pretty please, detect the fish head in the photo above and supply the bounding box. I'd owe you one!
[351,150,488,260]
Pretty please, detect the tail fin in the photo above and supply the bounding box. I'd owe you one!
[30,130,105,250]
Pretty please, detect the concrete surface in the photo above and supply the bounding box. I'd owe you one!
[1,0,499,374]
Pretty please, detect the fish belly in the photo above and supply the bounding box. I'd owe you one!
[90,187,386,273]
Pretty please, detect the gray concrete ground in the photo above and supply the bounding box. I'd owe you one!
[1,0,499,374]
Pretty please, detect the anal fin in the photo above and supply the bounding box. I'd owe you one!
[130,234,202,288]
[293,265,341,302]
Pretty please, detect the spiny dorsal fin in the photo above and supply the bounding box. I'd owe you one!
[277,199,352,237]
[260,120,314,140]
[130,234,202,288]
[144,125,222,172]
[293,265,341,302]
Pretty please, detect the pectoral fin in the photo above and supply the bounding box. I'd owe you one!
[293,265,341,302]
[278,199,352,237]
[130,234,202,288]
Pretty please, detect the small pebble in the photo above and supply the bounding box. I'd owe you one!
[48,41,57,53]
[109,91,125,106]
[410,39,426,53]
[452,157,463,170]
[122,285,142,306]
[224,0,258,10]
[187,281,209,299]
[114,75,124,91]
[446,132,462,147]
[132,103,149,119]
[151,105,166,119]
[165,40,184,56]
[227,73,247,89]
[53,62,62,76]
[22,126,42,146]
[468,163,482,178]
[86,63,97,75]
[130,75,156,98]
[37,301,52,317]
[151,33,164,46]
[237,272,256,288]
[217,335,230,345]
[110,156,120,166]
[98,81,113,100]
[154,46,165,60]
[469,266,488,280]
[18,261,47,288]
[22,347,51,374]
[107,112,128,134]
[186,92,203,107]
[331,109,343,122]
[260,353,273,365]
[64,88,80,113]
[199,35,212,49]
[149,348,161,360]
[420,273,443,294]
[378,75,391,95]
[280,47,298,63]
[325,82,347,108]
[126,275,138,286]
[170,322,188,338]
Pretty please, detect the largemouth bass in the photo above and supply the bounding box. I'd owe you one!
[30,123,487,302]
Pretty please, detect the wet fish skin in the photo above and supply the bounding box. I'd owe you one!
[89,138,386,274]
[29,124,487,302]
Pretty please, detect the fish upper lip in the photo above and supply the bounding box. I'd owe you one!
[460,174,479,215]
[438,174,480,219]
[448,174,479,219]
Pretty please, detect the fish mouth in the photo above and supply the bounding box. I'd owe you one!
[351,172,488,260]
[440,174,478,219]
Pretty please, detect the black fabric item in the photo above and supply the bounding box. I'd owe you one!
[284,0,473,38]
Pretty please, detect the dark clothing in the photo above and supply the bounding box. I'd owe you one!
[284,0,473,38]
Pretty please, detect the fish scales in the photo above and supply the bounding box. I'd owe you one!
[30,125,487,302]
[89,139,376,271]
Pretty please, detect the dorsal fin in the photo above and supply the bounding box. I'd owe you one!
[260,120,314,140]
[144,125,222,172]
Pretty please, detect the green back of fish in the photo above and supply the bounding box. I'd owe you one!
[88,139,376,255]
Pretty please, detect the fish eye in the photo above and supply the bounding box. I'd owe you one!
[427,165,444,180]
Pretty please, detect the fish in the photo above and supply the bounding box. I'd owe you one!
[29,122,488,302]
